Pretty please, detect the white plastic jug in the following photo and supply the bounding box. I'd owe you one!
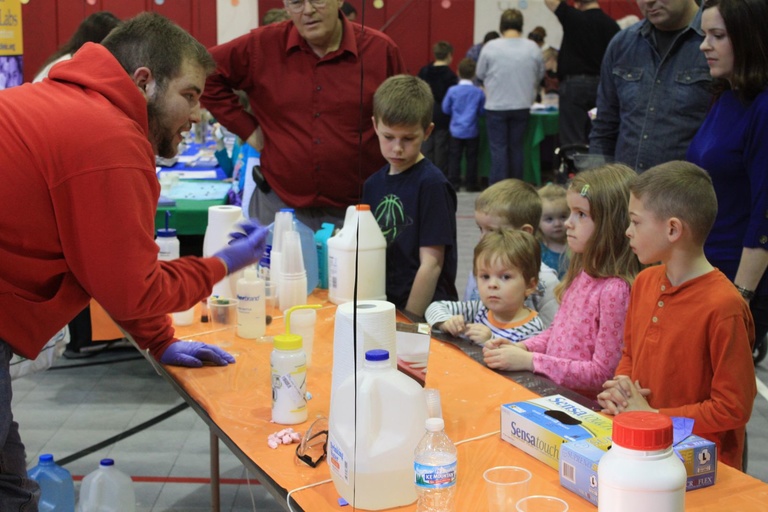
[203,205,246,299]
[328,349,427,510]
[77,459,135,512]
[327,204,386,304]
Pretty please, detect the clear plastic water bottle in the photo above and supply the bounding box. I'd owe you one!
[77,459,136,512]
[414,417,457,512]
[27,454,75,512]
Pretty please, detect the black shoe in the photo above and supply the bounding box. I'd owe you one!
[754,335,767,365]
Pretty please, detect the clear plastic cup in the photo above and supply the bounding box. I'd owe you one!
[290,308,317,366]
[281,231,305,274]
[208,297,238,347]
[515,495,569,512]
[264,281,278,310]
[483,466,532,512]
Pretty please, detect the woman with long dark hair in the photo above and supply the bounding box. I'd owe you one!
[33,11,120,82]
[687,0,768,363]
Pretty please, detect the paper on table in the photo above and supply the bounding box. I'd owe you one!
[160,170,219,180]
[165,181,232,200]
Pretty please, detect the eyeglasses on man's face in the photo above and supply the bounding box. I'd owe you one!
[284,0,329,13]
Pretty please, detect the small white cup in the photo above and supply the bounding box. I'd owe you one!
[290,309,317,367]
[172,307,195,326]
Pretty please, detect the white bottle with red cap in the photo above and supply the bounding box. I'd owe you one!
[598,411,687,512]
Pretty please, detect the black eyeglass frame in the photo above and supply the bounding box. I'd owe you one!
[295,429,328,468]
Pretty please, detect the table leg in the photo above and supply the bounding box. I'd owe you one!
[210,428,221,512]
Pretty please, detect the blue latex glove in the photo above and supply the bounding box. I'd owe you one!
[159,341,236,368]
[671,416,695,445]
[213,219,268,274]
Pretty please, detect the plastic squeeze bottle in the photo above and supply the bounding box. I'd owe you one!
[236,265,265,338]
[271,304,320,424]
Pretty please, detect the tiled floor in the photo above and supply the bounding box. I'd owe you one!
[12,191,768,511]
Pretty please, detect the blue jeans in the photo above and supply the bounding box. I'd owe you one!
[0,342,39,511]
[486,109,530,184]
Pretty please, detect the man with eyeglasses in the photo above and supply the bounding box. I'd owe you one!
[202,0,406,231]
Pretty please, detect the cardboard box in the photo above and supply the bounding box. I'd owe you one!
[395,322,430,386]
[559,438,610,506]
[500,395,613,470]
[395,322,430,362]
[559,434,717,505]
[674,435,718,490]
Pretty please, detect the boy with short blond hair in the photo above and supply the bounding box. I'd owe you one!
[474,178,542,230]
[362,75,458,317]
[465,179,559,326]
[598,161,756,470]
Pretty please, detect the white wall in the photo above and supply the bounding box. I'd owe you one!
[474,0,563,50]
[216,0,260,44]
[216,0,564,49]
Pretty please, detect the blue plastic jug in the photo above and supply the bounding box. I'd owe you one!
[315,223,335,289]
[28,454,75,512]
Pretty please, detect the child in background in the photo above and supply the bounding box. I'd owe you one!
[418,41,458,175]
[538,183,569,279]
[426,229,544,345]
[483,165,641,399]
[464,179,559,327]
[598,161,755,470]
[362,75,458,318]
[442,57,486,192]
[541,47,559,99]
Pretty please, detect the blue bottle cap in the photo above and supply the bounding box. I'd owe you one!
[365,349,389,361]
[100,458,115,467]
[156,228,177,237]
[39,454,54,463]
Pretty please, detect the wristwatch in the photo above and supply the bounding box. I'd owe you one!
[735,285,755,301]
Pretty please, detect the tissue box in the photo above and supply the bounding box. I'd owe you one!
[500,395,613,470]
[559,434,717,505]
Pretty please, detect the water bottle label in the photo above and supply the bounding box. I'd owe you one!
[414,461,457,489]
[328,433,350,484]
